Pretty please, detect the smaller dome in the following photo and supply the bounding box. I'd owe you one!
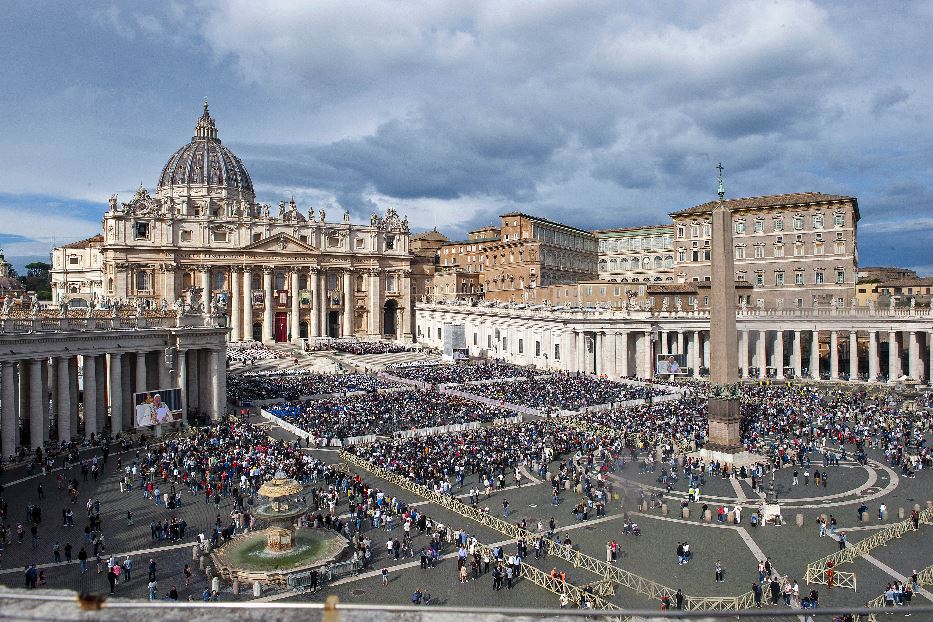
[158,101,254,197]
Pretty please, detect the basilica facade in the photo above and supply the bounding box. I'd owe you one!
[73,103,413,342]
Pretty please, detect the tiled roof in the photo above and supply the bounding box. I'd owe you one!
[61,234,104,249]
[670,192,857,217]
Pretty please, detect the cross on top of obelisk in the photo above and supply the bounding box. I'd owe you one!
[716,162,725,200]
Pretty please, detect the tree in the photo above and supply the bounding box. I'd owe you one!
[25,261,51,279]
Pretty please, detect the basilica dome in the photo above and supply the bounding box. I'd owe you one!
[158,102,254,198]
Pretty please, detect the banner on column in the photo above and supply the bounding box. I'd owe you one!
[133,388,183,427]
[655,353,687,375]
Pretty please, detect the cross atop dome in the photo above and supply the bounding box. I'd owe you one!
[194,99,219,141]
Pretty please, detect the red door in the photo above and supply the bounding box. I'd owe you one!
[274,312,288,342]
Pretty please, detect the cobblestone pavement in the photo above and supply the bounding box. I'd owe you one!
[2,356,932,618]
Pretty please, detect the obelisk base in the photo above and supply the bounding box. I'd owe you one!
[694,398,765,468]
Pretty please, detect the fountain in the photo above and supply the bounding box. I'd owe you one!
[210,472,348,586]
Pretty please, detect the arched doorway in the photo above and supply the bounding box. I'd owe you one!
[383,300,397,338]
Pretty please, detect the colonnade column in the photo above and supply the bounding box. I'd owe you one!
[660,331,668,357]
[829,331,839,380]
[320,271,331,338]
[262,268,274,343]
[849,332,859,381]
[242,269,253,341]
[29,360,44,449]
[775,331,785,379]
[739,330,749,378]
[928,331,933,386]
[594,332,604,376]
[199,266,211,302]
[109,353,123,434]
[868,331,879,382]
[342,270,354,338]
[643,330,653,379]
[175,348,188,424]
[291,270,302,343]
[757,330,767,379]
[208,349,224,420]
[619,331,629,377]
[810,330,820,380]
[56,356,71,442]
[792,330,802,378]
[692,330,702,378]
[908,331,920,381]
[1,362,17,459]
[231,267,242,341]
[888,331,898,382]
[83,355,97,438]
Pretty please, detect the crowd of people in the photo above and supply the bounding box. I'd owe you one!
[304,339,413,355]
[226,341,290,364]
[227,370,401,403]
[461,373,669,411]
[267,390,511,441]
[385,361,536,385]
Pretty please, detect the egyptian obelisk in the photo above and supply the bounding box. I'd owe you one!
[704,164,745,456]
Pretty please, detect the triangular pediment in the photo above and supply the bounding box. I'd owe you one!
[242,233,318,253]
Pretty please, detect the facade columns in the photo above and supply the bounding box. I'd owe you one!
[1,362,17,459]
[757,329,767,379]
[291,270,302,343]
[319,271,330,338]
[929,331,933,385]
[29,360,44,449]
[849,332,859,381]
[242,270,253,341]
[262,268,274,343]
[368,271,381,337]
[888,331,898,382]
[135,351,147,398]
[56,356,71,442]
[660,331,668,356]
[109,353,122,434]
[775,330,785,379]
[342,270,354,338]
[208,349,224,420]
[306,270,319,339]
[83,355,97,438]
[810,330,820,380]
[231,267,242,341]
[400,271,412,341]
[829,331,839,380]
[643,330,653,379]
[792,330,802,378]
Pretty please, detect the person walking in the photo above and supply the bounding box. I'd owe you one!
[381,567,388,587]
[715,560,724,582]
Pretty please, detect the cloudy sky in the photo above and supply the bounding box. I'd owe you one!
[1,1,932,273]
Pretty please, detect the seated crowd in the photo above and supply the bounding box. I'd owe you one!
[385,361,536,385]
[304,338,413,355]
[267,390,512,441]
[460,373,669,411]
[227,370,401,403]
[227,341,289,363]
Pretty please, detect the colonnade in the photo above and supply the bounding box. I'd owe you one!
[415,303,933,385]
[0,323,228,460]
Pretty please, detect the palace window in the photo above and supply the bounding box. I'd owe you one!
[535,341,541,357]
[815,271,825,284]
[773,244,784,258]
[135,271,150,292]
[775,272,784,286]
[794,242,804,257]
[677,249,686,262]
[795,271,805,285]
[677,225,685,238]
[702,223,711,238]
[773,217,784,231]
[735,246,745,260]
[690,224,699,238]
[834,241,845,254]
[754,219,764,233]
[755,273,764,286]
[518,339,524,354]
[68,255,79,265]
[735,220,746,234]
[793,216,804,230]
[836,270,846,284]
[813,214,824,229]
[213,230,228,243]
[134,221,150,240]
[386,275,397,292]
[754,245,764,259]
[834,213,845,227]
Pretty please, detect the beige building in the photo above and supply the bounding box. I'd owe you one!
[51,235,104,304]
[65,103,414,343]
[439,213,598,302]
[670,192,859,307]
[595,225,676,283]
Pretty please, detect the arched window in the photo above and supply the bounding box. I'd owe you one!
[609,259,617,270]
[654,256,662,269]
[664,255,674,268]
[598,259,608,271]
[620,257,629,270]
[642,257,650,270]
